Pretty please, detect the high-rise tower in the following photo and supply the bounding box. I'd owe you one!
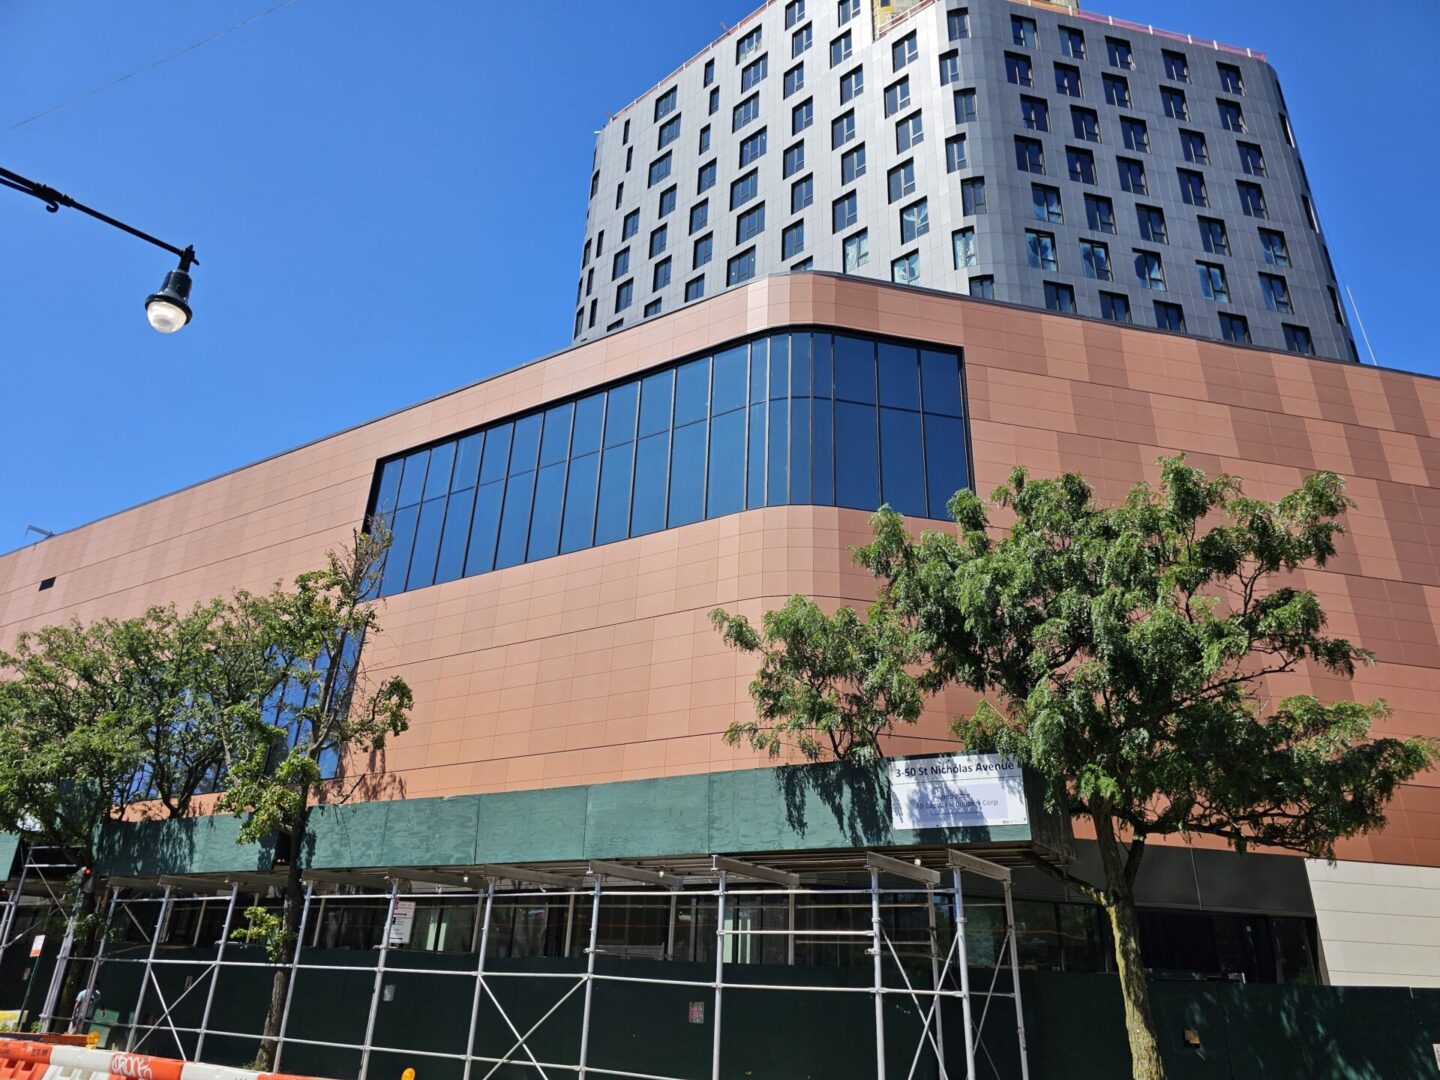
[573,0,1358,363]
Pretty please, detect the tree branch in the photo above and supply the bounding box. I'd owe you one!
[1023,852,1105,905]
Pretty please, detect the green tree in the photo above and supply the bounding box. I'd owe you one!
[0,600,283,1028]
[112,602,276,818]
[0,620,147,865]
[712,458,1439,1080]
[217,529,412,1070]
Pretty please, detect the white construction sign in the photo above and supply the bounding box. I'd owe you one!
[888,752,1029,830]
[389,900,416,946]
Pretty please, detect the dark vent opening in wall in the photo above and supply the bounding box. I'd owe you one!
[38,577,55,591]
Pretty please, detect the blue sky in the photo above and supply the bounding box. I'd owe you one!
[2,0,1436,554]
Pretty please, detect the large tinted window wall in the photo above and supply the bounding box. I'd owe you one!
[368,331,969,597]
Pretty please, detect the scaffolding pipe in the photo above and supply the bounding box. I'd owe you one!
[461,879,495,1080]
[358,881,400,1080]
[273,882,316,1072]
[194,884,239,1062]
[1002,880,1031,1080]
[40,882,89,1033]
[0,853,32,965]
[870,866,886,1080]
[125,884,173,1052]
[576,877,602,1078]
[926,884,947,1079]
[710,869,726,1080]
[73,889,118,1036]
[950,867,977,1080]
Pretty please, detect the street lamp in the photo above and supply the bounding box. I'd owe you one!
[0,165,200,333]
[144,253,195,333]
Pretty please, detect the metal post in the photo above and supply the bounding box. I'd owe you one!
[126,885,173,1052]
[927,885,947,1077]
[273,882,315,1072]
[666,891,678,961]
[576,877,602,1078]
[194,883,238,1062]
[951,868,977,1080]
[40,883,87,1033]
[870,867,886,1080]
[0,854,31,967]
[710,870,726,1080]
[358,881,400,1080]
[563,893,576,958]
[786,888,796,966]
[1001,880,1031,1080]
[461,879,495,1080]
[73,889,118,1036]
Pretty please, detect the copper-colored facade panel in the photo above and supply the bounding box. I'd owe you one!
[2,276,1436,865]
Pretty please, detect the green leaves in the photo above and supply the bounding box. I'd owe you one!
[711,597,924,763]
[712,456,1439,856]
[214,529,413,848]
[230,904,290,961]
[0,529,413,868]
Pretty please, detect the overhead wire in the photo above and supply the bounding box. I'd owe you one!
[4,0,303,135]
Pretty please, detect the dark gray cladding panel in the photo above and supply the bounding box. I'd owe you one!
[1007,839,1315,916]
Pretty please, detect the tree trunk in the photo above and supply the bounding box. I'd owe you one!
[1094,813,1166,1080]
[253,812,307,1070]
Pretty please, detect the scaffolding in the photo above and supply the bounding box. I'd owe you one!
[6,848,1033,1080]
[0,844,88,1032]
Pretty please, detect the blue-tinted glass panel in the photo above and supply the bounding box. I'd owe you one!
[834,336,876,403]
[769,335,791,398]
[595,444,635,544]
[879,408,925,517]
[877,343,920,409]
[452,433,483,491]
[540,404,574,466]
[632,432,671,535]
[494,470,536,569]
[464,482,503,575]
[639,371,675,436]
[379,504,419,594]
[509,415,542,475]
[556,452,597,556]
[370,331,971,595]
[789,396,812,503]
[605,383,639,447]
[812,334,832,397]
[527,463,567,560]
[812,397,834,504]
[919,350,962,416]
[707,410,746,517]
[790,334,812,398]
[767,393,789,504]
[397,449,430,508]
[924,414,970,518]
[435,486,476,584]
[669,421,709,526]
[406,497,447,589]
[749,339,769,403]
[674,358,712,426]
[747,403,767,507]
[713,345,748,413]
[834,401,879,509]
[572,395,605,456]
[423,441,456,501]
[479,424,512,484]
[374,458,404,518]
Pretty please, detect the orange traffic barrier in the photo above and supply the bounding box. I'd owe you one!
[0,1039,51,1080]
[0,1038,331,1080]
